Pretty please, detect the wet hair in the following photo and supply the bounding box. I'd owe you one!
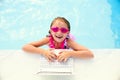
[50,17,70,31]
[48,17,71,35]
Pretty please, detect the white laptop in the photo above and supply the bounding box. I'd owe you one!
[37,49,74,75]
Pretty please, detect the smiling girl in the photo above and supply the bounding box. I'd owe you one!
[22,17,94,62]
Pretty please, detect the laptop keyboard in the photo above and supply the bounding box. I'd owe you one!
[38,49,74,74]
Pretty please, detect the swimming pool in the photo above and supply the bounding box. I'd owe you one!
[0,0,120,49]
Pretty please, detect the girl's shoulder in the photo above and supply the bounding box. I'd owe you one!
[66,37,77,48]
[66,37,74,43]
[66,34,75,42]
[65,38,74,48]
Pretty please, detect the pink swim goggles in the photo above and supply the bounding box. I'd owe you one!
[51,26,69,33]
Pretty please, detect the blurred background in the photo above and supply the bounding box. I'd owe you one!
[0,0,120,49]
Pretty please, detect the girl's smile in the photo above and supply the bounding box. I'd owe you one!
[53,34,65,43]
[55,35,63,39]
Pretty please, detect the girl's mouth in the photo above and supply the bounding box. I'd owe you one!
[55,35,63,39]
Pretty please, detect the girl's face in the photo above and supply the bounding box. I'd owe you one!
[50,19,69,43]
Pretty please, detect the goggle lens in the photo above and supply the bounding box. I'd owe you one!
[51,27,69,33]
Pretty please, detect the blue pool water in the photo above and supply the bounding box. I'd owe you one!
[0,0,120,49]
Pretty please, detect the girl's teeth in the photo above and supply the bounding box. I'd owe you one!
[56,36,62,38]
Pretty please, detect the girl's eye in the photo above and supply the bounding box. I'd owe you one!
[51,27,59,32]
[61,28,68,33]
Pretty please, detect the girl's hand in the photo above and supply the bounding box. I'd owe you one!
[57,51,71,62]
[42,49,57,62]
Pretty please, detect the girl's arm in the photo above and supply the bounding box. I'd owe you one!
[22,37,49,54]
[57,39,94,62]
[22,37,57,61]
[67,39,94,58]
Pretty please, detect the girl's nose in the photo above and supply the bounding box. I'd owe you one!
[56,30,62,34]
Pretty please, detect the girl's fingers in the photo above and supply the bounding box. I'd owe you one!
[47,53,57,62]
[51,53,57,59]
[58,55,64,62]
[63,58,67,62]
[57,53,68,62]
[52,50,58,59]
[47,56,54,62]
